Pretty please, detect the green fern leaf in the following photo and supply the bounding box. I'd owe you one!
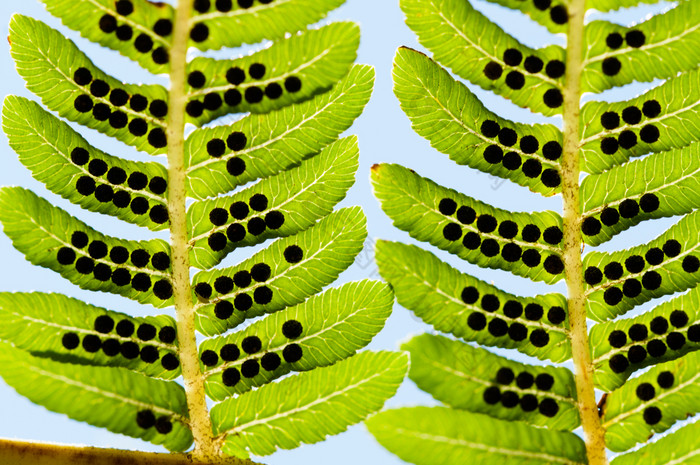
[0,292,180,379]
[404,333,578,431]
[0,342,191,451]
[194,207,366,336]
[211,350,408,458]
[610,420,700,465]
[367,406,587,465]
[187,137,359,270]
[477,0,570,34]
[3,96,170,231]
[201,280,393,401]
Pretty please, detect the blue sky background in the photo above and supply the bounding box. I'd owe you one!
[0,0,679,463]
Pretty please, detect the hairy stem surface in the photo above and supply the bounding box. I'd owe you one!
[167,0,216,459]
[561,0,609,463]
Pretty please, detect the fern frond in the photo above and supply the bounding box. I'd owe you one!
[610,420,700,464]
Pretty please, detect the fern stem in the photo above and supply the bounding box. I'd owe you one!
[167,0,217,459]
[561,0,608,463]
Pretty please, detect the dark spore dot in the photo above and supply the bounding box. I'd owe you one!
[62,333,80,350]
[522,159,542,178]
[234,293,253,311]
[116,319,135,338]
[623,279,642,298]
[279,320,303,341]
[140,345,159,364]
[643,100,661,118]
[585,267,603,285]
[75,256,95,274]
[503,49,523,66]
[153,280,173,300]
[128,94,147,113]
[647,339,667,357]
[480,120,500,138]
[476,215,497,233]
[208,232,228,251]
[618,130,637,150]
[161,353,180,371]
[550,5,568,24]
[156,327,175,345]
[283,343,303,363]
[600,112,620,130]
[502,152,522,170]
[82,334,101,353]
[214,300,234,320]
[669,310,688,328]
[116,0,134,15]
[488,318,508,337]
[608,330,627,348]
[642,271,662,290]
[544,88,564,108]
[244,87,264,104]
[498,128,517,147]
[249,63,266,80]
[216,0,233,11]
[186,101,204,118]
[207,208,229,227]
[503,301,523,319]
[523,55,544,73]
[496,367,514,385]
[483,145,503,164]
[74,68,93,87]
[535,373,554,391]
[260,352,281,372]
[246,194,267,213]
[87,159,108,177]
[102,338,120,356]
[92,103,111,122]
[501,243,522,263]
[226,223,245,243]
[105,167,128,186]
[245,217,265,236]
[667,332,685,350]
[541,142,562,161]
[480,239,500,257]
[241,336,262,355]
[636,382,656,401]
[155,417,172,435]
[523,395,541,412]
[520,135,539,154]
[505,71,525,90]
[609,354,629,373]
[438,198,457,216]
[524,303,543,322]
[463,232,481,250]
[224,203,249,224]
[539,398,559,417]
[626,30,646,48]
[88,241,108,260]
[99,14,117,33]
[619,199,639,218]
[657,371,675,388]
[643,407,662,425]
[625,255,645,274]
[582,217,602,236]
[600,137,619,155]
[284,76,302,93]
[683,255,700,273]
[483,61,503,80]
[604,287,623,306]
[628,344,647,363]
[116,25,133,41]
[136,410,156,429]
[95,185,113,203]
[508,323,527,341]
[57,247,76,265]
[70,233,88,251]
[521,225,541,243]
[194,0,210,12]
[461,287,480,305]
[602,57,621,76]
[225,157,246,177]
[606,32,623,49]
[599,208,619,227]
[443,223,462,241]
[640,125,660,143]
[629,323,648,342]
[213,277,234,295]
[70,148,90,167]
[125,173,147,192]
[516,372,534,389]
[119,341,138,359]
[93,263,112,282]
[74,95,93,113]
[689,324,700,342]
[190,23,209,42]
[496,221,518,240]
[621,106,642,125]
[639,193,659,213]
[222,368,240,386]
[134,34,154,54]
[264,83,283,100]
[106,248,128,267]
[188,71,206,89]
[194,283,213,299]
[128,249,149,268]
[467,312,487,330]
[483,386,501,404]
[545,60,565,79]
[148,128,167,148]
[148,101,168,119]
[203,93,222,111]
[226,89,243,106]
[254,286,273,304]
[501,391,519,408]
[663,240,681,258]
[251,263,271,282]
[214,345,239,364]
[534,0,551,9]
[151,47,169,65]
[131,273,151,291]
[456,206,476,225]
[650,316,669,335]
[481,294,500,312]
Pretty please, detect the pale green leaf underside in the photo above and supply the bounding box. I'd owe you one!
[582,1,700,94]
[603,351,700,452]
[212,351,408,458]
[591,285,700,392]
[39,0,173,75]
[580,68,700,175]
[187,136,358,270]
[0,292,180,380]
[587,0,657,13]
[367,406,587,465]
[372,164,565,284]
[201,280,392,401]
[375,241,571,362]
[10,15,169,155]
[584,210,700,321]
[194,207,366,336]
[0,187,172,308]
[581,143,700,247]
[400,0,566,116]
[480,0,569,34]
[3,96,169,231]
[394,48,562,196]
[186,22,359,127]
[0,342,191,451]
[404,334,578,431]
[189,0,345,51]
[185,64,373,199]
[611,420,700,465]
